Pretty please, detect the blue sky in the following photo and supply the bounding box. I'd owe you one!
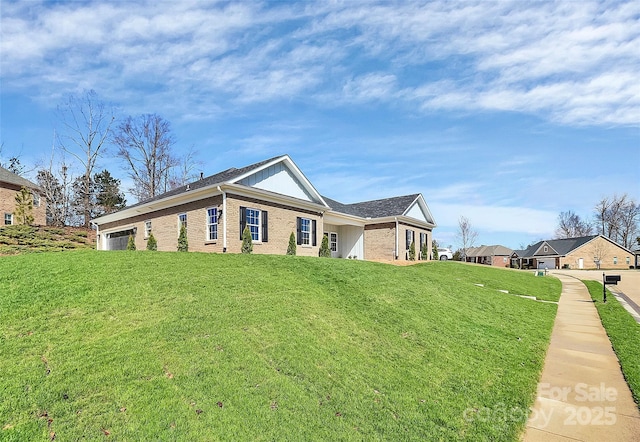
[1,0,639,250]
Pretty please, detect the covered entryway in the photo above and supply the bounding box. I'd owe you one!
[104,229,135,250]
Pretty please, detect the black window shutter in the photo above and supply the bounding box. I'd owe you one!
[296,217,302,245]
[262,211,268,242]
[240,206,246,240]
[312,220,317,246]
[406,229,411,248]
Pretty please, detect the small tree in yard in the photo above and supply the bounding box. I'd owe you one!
[126,234,136,251]
[14,186,34,225]
[147,233,157,251]
[408,240,416,261]
[421,242,429,260]
[319,234,330,257]
[177,224,188,252]
[287,232,297,256]
[432,240,439,260]
[241,225,253,254]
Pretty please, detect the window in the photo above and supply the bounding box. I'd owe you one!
[32,192,40,207]
[178,213,187,231]
[240,207,268,242]
[543,246,548,253]
[296,217,316,246]
[626,257,630,265]
[145,221,152,238]
[613,256,617,265]
[406,229,414,249]
[4,213,13,225]
[330,232,338,252]
[207,208,218,241]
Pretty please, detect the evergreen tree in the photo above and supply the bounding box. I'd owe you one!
[421,243,429,261]
[146,232,157,251]
[126,234,136,251]
[408,240,416,261]
[286,232,297,255]
[14,186,34,225]
[432,240,439,260]
[94,170,126,215]
[241,225,253,254]
[319,234,330,257]
[177,224,188,252]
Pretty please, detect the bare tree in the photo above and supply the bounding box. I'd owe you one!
[554,210,593,239]
[57,90,115,227]
[36,147,75,227]
[594,194,638,247]
[168,146,202,189]
[456,216,478,260]
[113,114,178,201]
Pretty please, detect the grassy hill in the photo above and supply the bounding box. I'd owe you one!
[0,251,560,441]
[0,225,95,255]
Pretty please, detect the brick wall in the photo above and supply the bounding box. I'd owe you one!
[98,193,323,256]
[363,222,432,261]
[562,237,634,270]
[0,184,47,226]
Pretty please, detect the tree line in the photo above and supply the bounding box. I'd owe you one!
[555,194,639,249]
[1,90,199,228]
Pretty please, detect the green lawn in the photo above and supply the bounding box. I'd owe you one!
[583,280,640,406]
[1,251,560,440]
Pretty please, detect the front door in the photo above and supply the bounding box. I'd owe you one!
[329,232,338,258]
[578,258,584,269]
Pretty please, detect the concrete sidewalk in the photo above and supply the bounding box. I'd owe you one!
[523,273,640,441]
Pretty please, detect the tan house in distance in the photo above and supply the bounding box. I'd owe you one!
[91,155,437,261]
[465,245,513,267]
[0,166,46,226]
[512,235,634,270]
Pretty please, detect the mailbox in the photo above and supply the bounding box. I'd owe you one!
[602,274,621,303]
[604,275,621,285]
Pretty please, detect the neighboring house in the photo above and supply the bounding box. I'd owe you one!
[512,235,634,270]
[465,245,513,267]
[91,155,437,261]
[0,166,46,226]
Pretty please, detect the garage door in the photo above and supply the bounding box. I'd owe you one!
[105,229,135,250]
[537,258,556,269]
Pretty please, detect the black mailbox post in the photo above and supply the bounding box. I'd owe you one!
[602,273,621,303]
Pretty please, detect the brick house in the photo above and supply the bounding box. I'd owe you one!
[0,166,46,226]
[91,155,436,261]
[512,235,634,270]
[465,245,513,267]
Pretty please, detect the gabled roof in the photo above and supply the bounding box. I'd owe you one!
[467,245,513,257]
[322,194,420,219]
[0,166,40,190]
[519,235,601,258]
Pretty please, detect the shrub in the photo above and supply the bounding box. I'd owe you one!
[421,243,429,261]
[286,232,296,256]
[319,234,330,258]
[408,240,416,261]
[241,226,253,254]
[177,225,188,252]
[126,234,136,251]
[14,186,34,225]
[432,240,439,260]
[147,233,157,251]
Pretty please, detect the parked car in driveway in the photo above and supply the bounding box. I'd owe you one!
[438,247,454,260]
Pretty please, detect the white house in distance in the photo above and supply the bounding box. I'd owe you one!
[91,155,437,262]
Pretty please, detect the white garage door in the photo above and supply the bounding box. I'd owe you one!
[537,258,556,269]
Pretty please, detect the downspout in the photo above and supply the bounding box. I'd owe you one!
[93,222,100,250]
[217,186,227,252]
[394,217,399,260]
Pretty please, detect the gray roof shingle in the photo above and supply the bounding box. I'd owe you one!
[0,166,40,190]
[322,194,420,218]
[519,235,598,257]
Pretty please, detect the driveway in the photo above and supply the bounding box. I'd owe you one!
[549,269,640,321]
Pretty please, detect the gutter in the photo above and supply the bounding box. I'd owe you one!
[395,216,399,260]
[217,186,227,252]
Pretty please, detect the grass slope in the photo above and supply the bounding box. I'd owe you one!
[0,252,560,441]
[583,280,640,406]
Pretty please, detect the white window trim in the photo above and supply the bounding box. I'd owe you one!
[144,220,152,239]
[330,231,338,252]
[178,213,187,233]
[246,208,261,243]
[206,207,218,242]
[4,213,13,225]
[300,217,311,246]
